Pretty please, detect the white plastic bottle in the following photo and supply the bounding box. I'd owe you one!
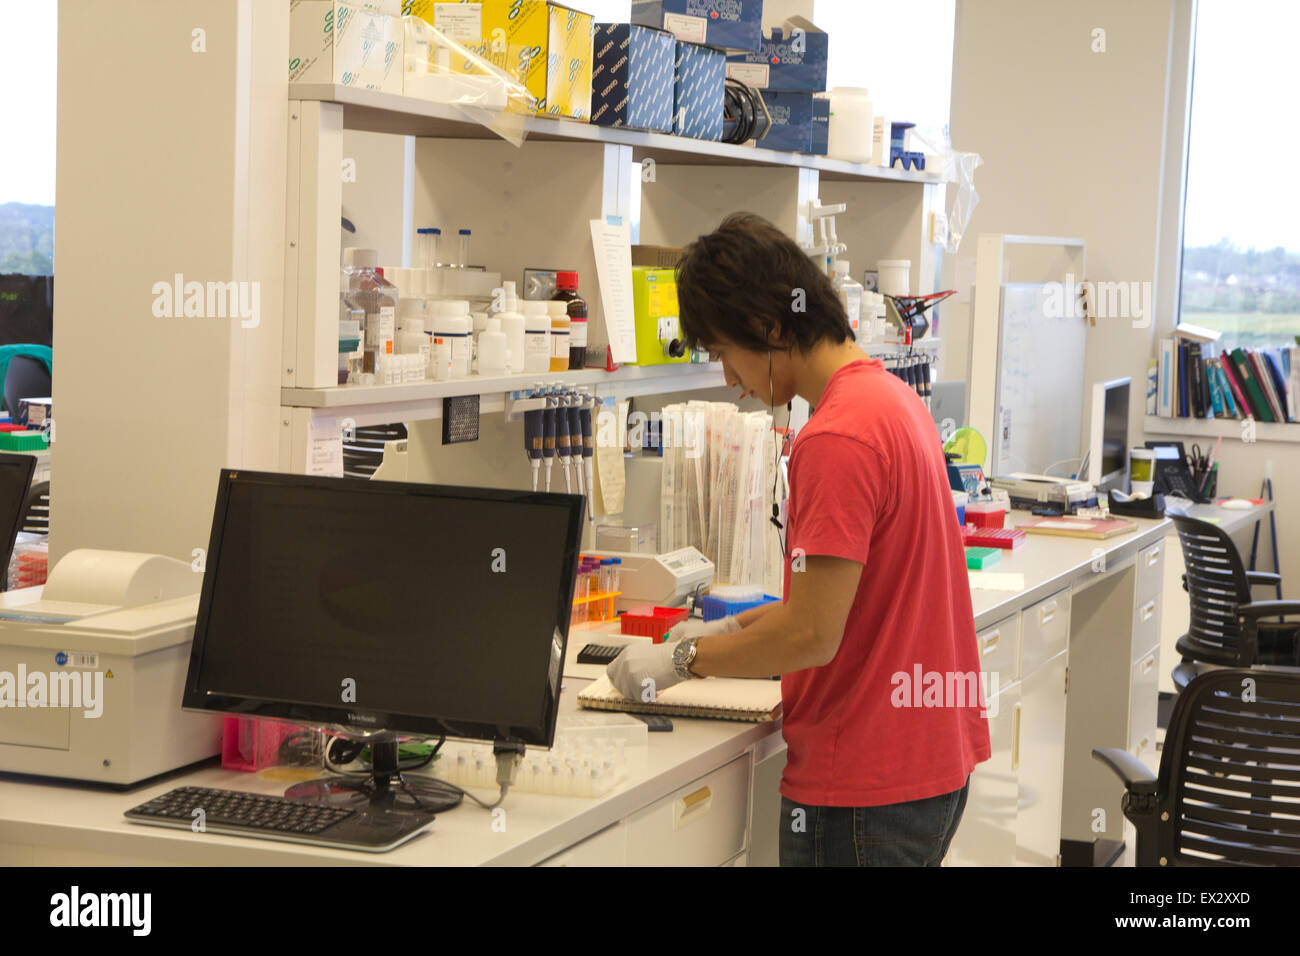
[477,317,508,376]
[827,87,873,164]
[832,260,864,345]
[520,300,552,374]
[496,281,526,375]
[433,300,472,379]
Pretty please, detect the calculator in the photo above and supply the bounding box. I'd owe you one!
[576,643,625,665]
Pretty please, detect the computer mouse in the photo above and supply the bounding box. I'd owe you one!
[1222,498,1253,511]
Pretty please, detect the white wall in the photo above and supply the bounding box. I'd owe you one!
[947,0,1295,580]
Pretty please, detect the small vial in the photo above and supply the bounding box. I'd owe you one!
[456,228,470,269]
[430,228,444,268]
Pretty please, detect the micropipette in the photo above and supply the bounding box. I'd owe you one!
[579,391,596,522]
[542,394,557,492]
[555,393,572,493]
[567,392,584,498]
[523,390,543,491]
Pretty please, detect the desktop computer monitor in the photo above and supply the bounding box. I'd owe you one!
[0,452,36,585]
[1087,377,1131,493]
[182,470,585,751]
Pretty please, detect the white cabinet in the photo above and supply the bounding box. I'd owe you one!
[536,823,627,866]
[624,754,752,866]
[1016,649,1067,866]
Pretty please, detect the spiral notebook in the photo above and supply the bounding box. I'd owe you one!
[577,675,783,723]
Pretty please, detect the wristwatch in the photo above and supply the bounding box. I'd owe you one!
[672,636,702,680]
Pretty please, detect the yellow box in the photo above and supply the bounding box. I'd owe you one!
[406,0,593,119]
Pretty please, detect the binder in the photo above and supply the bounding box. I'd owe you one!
[577,673,783,722]
[1262,350,1291,422]
[1219,350,1253,418]
[1230,347,1274,422]
[1158,338,1174,417]
[1207,358,1224,417]
[1247,349,1283,421]
[1178,341,1189,417]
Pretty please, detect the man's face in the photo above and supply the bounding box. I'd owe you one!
[706,335,796,406]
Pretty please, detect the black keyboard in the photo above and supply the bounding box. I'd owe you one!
[124,786,434,852]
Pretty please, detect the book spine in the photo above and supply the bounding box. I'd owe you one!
[1232,347,1273,422]
[1246,349,1281,422]
[1158,338,1174,416]
[1220,350,1252,418]
[1207,358,1225,417]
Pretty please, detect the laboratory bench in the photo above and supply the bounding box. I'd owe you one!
[0,509,1193,867]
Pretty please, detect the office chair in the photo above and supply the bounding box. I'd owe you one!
[1093,667,1300,867]
[21,481,49,535]
[1171,515,1300,688]
[3,354,52,418]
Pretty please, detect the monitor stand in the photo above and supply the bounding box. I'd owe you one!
[283,733,461,814]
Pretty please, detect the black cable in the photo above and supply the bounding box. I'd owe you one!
[723,78,764,145]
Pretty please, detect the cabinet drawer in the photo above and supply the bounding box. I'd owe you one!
[1137,542,1164,606]
[625,754,751,866]
[975,614,1020,687]
[1021,588,1070,676]
[944,686,1018,867]
[536,823,627,866]
[1128,648,1160,763]
[1132,592,1161,665]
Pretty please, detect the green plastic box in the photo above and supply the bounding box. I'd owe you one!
[965,546,1001,570]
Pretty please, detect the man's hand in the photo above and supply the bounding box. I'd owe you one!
[664,615,742,643]
[606,640,684,701]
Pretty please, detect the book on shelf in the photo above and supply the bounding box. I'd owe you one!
[1153,339,1297,423]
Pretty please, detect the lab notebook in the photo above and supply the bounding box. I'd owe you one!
[578,674,783,722]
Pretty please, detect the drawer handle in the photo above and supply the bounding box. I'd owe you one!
[1140,600,1156,623]
[1135,737,1150,755]
[1146,546,1160,567]
[1038,600,1057,625]
[1011,702,1023,772]
[1142,655,1156,675]
[674,786,713,830]
[980,630,1000,656]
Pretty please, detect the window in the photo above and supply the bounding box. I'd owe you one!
[1178,0,1300,351]
[0,0,57,276]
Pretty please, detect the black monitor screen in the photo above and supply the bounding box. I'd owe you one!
[1101,381,1130,480]
[0,452,36,572]
[183,470,584,747]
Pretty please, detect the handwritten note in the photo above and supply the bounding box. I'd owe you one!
[589,219,638,364]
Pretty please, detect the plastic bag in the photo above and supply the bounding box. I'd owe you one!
[402,16,537,148]
[908,125,983,254]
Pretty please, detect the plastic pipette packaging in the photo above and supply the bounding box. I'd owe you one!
[429,714,646,797]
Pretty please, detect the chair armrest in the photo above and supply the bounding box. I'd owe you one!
[1238,601,1300,620]
[1247,571,1282,588]
[1092,747,1157,795]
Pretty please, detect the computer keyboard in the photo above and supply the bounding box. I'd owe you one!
[124,785,434,852]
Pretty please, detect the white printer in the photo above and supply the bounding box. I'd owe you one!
[0,549,221,785]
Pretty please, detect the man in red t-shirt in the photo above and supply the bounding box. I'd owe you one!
[607,213,990,866]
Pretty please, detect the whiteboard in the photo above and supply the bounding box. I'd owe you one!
[993,283,1088,475]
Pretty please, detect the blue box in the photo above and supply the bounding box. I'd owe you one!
[754,89,813,152]
[632,0,764,53]
[673,40,724,140]
[592,23,676,131]
[725,17,827,91]
[810,93,829,154]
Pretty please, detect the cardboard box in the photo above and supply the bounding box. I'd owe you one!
[289,1,403,93]
[754,89,812,152]
[632,0,764,52]
[673,39,725,141]
[407,1,593,119]
[591,23,676,132]
[631,245,686,268]
[725,16,827,91]
[15,397,51,429]
[809,92,829,155]
[632,268,690,366]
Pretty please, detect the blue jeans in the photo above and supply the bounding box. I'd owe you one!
[779,778,970,867]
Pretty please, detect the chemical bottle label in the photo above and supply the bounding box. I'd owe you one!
[551,330,570,360]
[570,320,587,348]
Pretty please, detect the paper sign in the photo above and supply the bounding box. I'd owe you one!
[590,218,638,364]
[308,416,344,477]
[663,12,707,43]
[433,2,482,44]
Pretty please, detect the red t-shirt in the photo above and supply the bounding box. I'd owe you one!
[780,358,991,806]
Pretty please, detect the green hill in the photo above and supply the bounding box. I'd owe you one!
[0,203,55,276]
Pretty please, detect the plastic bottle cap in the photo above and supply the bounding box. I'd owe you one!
[459,228,471,236]
[547,300,569,318]
[833,260,849,275]
[434,299,470,316]
[556,270,579,290]
[520,300,549,317]
[342,248,378,269]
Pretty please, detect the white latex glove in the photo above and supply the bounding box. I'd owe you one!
[606,641,684,702]
[665,615,742,643]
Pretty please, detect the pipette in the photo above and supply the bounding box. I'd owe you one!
[567,392,584,498]
[542,393,557,492]
[579,390,596,522]
[555,393,572,493]
[523,388,544,491]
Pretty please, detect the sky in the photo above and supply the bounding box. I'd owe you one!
[1,0,1289,255]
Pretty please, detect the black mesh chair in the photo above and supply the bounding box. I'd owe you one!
[3,354,51,418]
[1171,515,1300,687]
[1094,667,1300,866]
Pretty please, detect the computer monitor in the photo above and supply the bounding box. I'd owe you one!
[182,470,585,753]
[0,452,37,586]
[1087,377,1131,492]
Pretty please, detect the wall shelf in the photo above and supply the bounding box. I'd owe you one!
[289,83,942,184]
[1144,415,1300,444]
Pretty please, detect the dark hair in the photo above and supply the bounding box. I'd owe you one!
[674,212,852,354]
